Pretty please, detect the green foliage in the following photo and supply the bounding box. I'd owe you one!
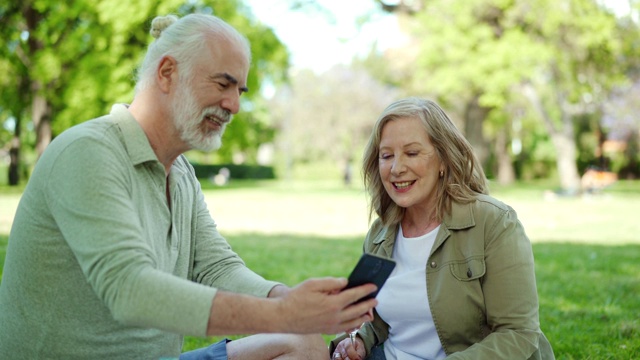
[377,0,638,188]
[0,0,290,175]
[410,0,553,108]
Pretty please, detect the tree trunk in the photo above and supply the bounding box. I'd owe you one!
[9,136,21,186]
[494,126,515,185]
[551,132,581,193]
[32,90,53,159]
[522,83,581,193]
[463,96,490,167]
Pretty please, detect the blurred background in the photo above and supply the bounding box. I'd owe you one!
[2,2,640,357]
[1,0,639,193]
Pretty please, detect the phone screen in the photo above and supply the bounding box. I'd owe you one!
[345,253,396,302]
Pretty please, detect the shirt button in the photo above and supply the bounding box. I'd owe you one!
[430,261,437,268]
[467,268,473,278]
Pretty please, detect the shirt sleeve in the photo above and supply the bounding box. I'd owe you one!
[45,137,217,337]
[189,177,281,297]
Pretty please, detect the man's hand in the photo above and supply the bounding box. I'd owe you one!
[206,277,376,336]
[275,277,377,335]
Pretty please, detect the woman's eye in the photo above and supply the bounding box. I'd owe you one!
[379,154,392,160]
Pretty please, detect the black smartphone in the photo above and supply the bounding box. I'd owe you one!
[345,253,396,303]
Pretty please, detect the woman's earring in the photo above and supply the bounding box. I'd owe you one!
[439,170,444,177]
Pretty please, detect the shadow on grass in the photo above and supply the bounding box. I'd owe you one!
[1,233,638,358]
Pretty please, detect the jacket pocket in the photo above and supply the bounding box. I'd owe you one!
[449,257,485,281]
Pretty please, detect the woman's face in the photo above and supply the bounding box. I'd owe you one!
[378,116,443,211]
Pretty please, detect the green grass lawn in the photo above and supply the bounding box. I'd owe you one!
[1,179,639,358]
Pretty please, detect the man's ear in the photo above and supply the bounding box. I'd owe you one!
[157,56,178,93]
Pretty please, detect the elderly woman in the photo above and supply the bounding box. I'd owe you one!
[330,98,554,360]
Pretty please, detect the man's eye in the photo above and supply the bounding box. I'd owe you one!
[217,82,229,89]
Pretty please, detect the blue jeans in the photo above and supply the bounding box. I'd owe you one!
[179,339,229,360]
[368,345,386,360]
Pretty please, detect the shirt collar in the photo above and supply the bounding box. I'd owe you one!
[109,103,159,166]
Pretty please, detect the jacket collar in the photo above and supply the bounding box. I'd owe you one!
[444,200,476,230]
[371,200,476,256]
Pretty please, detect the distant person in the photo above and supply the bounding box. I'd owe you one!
[344,157,353,186]
[213,167,231,186]
[581,166,617,194]
[0,14,377,360]
[330,98,555,360]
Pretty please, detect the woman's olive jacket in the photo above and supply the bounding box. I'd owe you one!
[332,194,554,360]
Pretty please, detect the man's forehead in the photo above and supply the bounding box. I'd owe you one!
[201,38,249,77]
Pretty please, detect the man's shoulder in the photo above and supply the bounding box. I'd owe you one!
[38,114,125,171]
[52,114,117,147]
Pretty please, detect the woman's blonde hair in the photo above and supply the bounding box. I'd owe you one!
[362,97,488,226]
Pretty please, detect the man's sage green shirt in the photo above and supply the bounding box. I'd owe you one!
[0,104,278,359]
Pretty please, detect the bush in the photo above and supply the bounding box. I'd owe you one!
[190,163,275,180]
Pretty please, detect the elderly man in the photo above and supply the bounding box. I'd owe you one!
[0,14,376,360]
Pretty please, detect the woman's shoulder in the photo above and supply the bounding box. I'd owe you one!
[468,193,522,226]
[449,194,517,225]
[473,193,511,212]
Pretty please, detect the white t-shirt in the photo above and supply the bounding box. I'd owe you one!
[375,225,446,360]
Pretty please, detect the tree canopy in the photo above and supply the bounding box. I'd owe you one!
[0,0,289,184]
[372,0,640,190]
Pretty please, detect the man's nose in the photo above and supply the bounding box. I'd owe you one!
[221,92,240,114]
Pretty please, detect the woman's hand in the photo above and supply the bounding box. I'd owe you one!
[332,336,366,360]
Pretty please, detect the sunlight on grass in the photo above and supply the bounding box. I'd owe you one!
[534,243,640,359]
[1,180,639,358]
[175,237,640,358]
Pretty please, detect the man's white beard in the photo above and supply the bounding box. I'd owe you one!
[171,83,231,152]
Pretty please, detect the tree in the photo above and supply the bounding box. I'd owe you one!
[602,81,640,178]
[373,0,549,183]
[374,0,629,192]
[0,0,289,185]
[269,65,400,179]
[1,0,156,185]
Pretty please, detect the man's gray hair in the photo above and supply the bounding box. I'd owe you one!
[135,13,251,93]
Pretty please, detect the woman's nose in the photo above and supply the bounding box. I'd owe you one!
[390,157,406,176]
